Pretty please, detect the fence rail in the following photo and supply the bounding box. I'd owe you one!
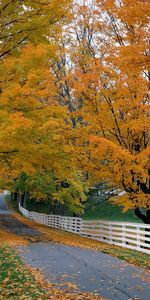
[19,204,150,254]
[19,204,82,233]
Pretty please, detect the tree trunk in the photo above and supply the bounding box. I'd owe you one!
[13,191,18,202]
[134,208,150,224]
[23,191,28,209]
[145,210,150,247]
[135,208,150,247]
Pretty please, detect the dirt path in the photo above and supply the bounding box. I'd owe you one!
[0,194,150,300]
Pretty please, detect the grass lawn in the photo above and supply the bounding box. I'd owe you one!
[0,246,48,300]
[83,197,141,222]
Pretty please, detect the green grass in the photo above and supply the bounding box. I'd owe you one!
[101,246,150,269]
[0,246,49,299]
[83,198,142,222]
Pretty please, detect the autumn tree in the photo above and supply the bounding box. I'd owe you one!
[0,0,87,214]
[68,0,150,223]
[0,41,87,214]
[0,0,72,171]
[0,0,71,58]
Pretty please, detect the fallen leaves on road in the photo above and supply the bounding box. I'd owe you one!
[0,228,27,246]
[0,245,104,300]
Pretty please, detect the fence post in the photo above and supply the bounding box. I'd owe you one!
[136,226,141,251]
[122,224,126,247]
[79,219,83,235]
[109,224,113,243]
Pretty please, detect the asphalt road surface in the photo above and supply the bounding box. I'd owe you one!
[18,243,150,300]
[0,193,43,241]
[0,192,11,214]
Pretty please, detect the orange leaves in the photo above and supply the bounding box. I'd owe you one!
[96,0,114,9]
[0,42,62,181]
[9,112,33,129]
[98,0,150,27]
[118,0,150,26]
[67,0,150,215]
[112,192,150,211]
[1,44,56,112]
[89,131,150,210]
[90,136,130,158]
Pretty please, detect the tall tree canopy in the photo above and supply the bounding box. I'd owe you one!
[0,0,72,177]
[0,0,87,215]
[70,0,150,222]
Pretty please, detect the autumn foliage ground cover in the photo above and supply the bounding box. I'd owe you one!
[0,245,105,300]
[0,246,48,300]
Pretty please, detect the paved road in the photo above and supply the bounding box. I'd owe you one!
[0,193,43,240]
[18,243,150,300]
[0,192,11,214]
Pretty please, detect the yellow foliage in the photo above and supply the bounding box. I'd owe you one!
[68,0,150,214]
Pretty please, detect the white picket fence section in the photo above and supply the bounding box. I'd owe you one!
[80,220,150,254]
[19,204,82,233]
[19,204,150,254]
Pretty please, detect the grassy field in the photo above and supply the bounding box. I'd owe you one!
[83,199,141,222]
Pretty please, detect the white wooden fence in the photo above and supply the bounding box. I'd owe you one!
[19,204,150,254]
[19,204,82,233]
